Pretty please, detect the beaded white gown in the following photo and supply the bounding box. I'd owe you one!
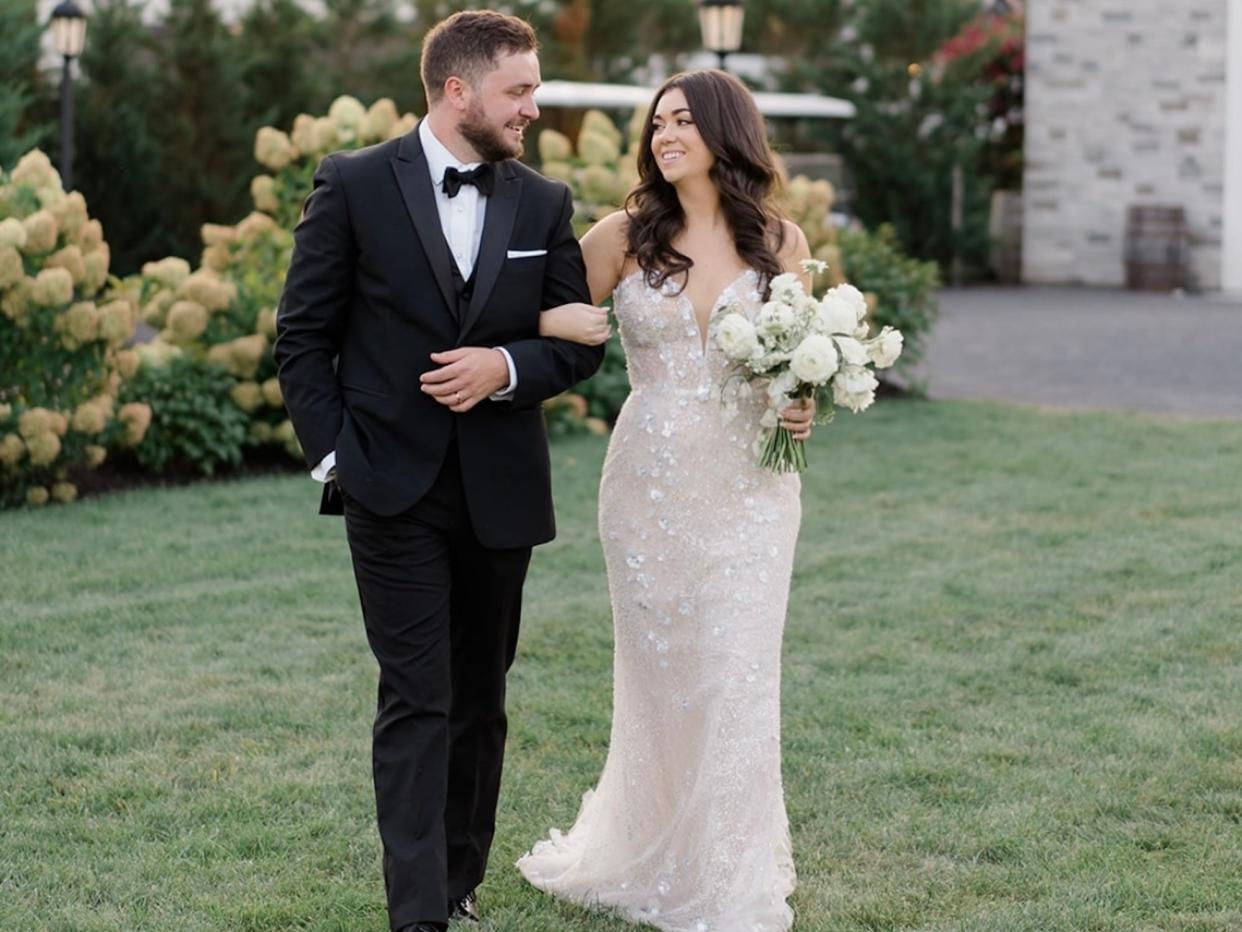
[517,269,801,932]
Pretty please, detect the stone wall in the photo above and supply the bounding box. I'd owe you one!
[1023,1,1230,288]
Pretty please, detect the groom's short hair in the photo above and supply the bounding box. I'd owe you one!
[421,10,538,103]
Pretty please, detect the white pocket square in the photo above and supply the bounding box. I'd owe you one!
[506,249,547,259]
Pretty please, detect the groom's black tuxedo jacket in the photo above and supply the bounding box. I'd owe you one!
[274,124,603,548]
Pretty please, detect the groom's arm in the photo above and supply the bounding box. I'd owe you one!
[501,185,605,408]
[273,155,354,469]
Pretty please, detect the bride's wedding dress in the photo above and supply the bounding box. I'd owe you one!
[518,268,801,932]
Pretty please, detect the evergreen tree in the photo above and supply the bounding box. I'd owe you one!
[238,0,332,128]
[75,0,171,275]
[0,0,52,167]
[151,0,253,261]
[321,0,414,107]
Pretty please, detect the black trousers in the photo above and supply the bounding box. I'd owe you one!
[342,442,532,929]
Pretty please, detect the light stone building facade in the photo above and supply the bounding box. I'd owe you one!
[1022,0,1242,292]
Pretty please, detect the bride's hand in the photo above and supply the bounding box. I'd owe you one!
[780,397,815,442]
[539,303,613,346]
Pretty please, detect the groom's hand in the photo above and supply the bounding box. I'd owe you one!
[421,347,511,413]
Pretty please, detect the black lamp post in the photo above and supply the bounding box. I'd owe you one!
[698,0,744,71]
[50,0,87,191]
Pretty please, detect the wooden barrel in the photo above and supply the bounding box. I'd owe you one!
[1124,205,1187,291]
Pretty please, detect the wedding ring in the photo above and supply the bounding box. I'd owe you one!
[455,391,463,404]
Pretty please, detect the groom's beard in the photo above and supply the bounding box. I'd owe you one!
[459,102,525,162]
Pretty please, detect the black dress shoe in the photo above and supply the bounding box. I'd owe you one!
[448,890,480,923]
[396,924,445,932]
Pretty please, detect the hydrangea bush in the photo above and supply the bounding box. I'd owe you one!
[538,108,644,238]
[0,150,149,507]
[126,96,420,462]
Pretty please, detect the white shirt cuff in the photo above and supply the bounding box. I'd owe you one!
[311,450,336,482]
[490,346,517,401]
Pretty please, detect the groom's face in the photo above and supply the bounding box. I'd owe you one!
[459,49,541,162]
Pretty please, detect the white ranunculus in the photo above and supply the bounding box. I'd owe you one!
[768,272,803,304]
[869,326,904,368]
[789,333,840,384]
[756,300,795,339]
[814,293,857,335]
[832,365,878,412]
[834,335,869,366]
[715,313,760,360]
[832,283,868,322]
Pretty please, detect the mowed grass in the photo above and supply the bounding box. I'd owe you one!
[1,399,1240,932]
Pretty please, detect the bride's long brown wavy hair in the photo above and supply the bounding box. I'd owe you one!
[624,69,787,297]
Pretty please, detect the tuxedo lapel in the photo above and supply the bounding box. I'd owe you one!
[390,125,457,317]
[460,162,522,340]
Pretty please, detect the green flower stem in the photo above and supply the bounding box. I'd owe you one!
[760,426,808,474]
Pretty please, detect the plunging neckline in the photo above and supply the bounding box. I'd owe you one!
[618,267,755,355]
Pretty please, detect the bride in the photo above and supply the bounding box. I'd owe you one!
[516,70,815,931]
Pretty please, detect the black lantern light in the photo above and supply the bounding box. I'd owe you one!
[49,0,87,190]
[698,0,744,71]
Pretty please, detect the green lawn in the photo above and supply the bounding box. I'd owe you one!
[2,399,1240,932]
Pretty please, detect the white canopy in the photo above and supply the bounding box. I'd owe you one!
[534,80,855,120]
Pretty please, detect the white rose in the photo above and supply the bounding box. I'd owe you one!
[789,334,840,385]
[768,272,802,304]
[832,365,878,413]
[814,294,857,335]
[869,326,904,368]
[832,283,868,322]
[715,313,759,360]
[756,300,795,339]
[834,335,869,366]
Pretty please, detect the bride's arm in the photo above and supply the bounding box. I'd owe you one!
[540,211,629,344]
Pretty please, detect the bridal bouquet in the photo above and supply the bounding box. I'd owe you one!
[711,259,903,473]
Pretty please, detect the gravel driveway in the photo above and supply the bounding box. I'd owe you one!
[912,286,1242,419]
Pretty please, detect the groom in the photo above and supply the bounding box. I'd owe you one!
[274,11,603,931]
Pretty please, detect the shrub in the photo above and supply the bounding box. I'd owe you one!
[537,108,643,237]
[0,150,146,508]
[574,330,630,423]
[837,223,940,376]
[543,391,607,440]
[123,96,420,464]
[117,354,250,475]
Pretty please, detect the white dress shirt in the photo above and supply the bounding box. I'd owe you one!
[311,120,518,482]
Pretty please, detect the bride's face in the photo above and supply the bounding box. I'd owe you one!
[650,88,714,184]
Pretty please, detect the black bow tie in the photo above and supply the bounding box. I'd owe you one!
[442,164,495,198]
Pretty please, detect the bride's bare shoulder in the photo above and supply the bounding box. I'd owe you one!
[582,210,632,278]
[583,210,631,249]
[775,218,811,272]
[581,211,634,300]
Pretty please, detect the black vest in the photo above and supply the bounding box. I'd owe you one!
[448,256,476,323]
